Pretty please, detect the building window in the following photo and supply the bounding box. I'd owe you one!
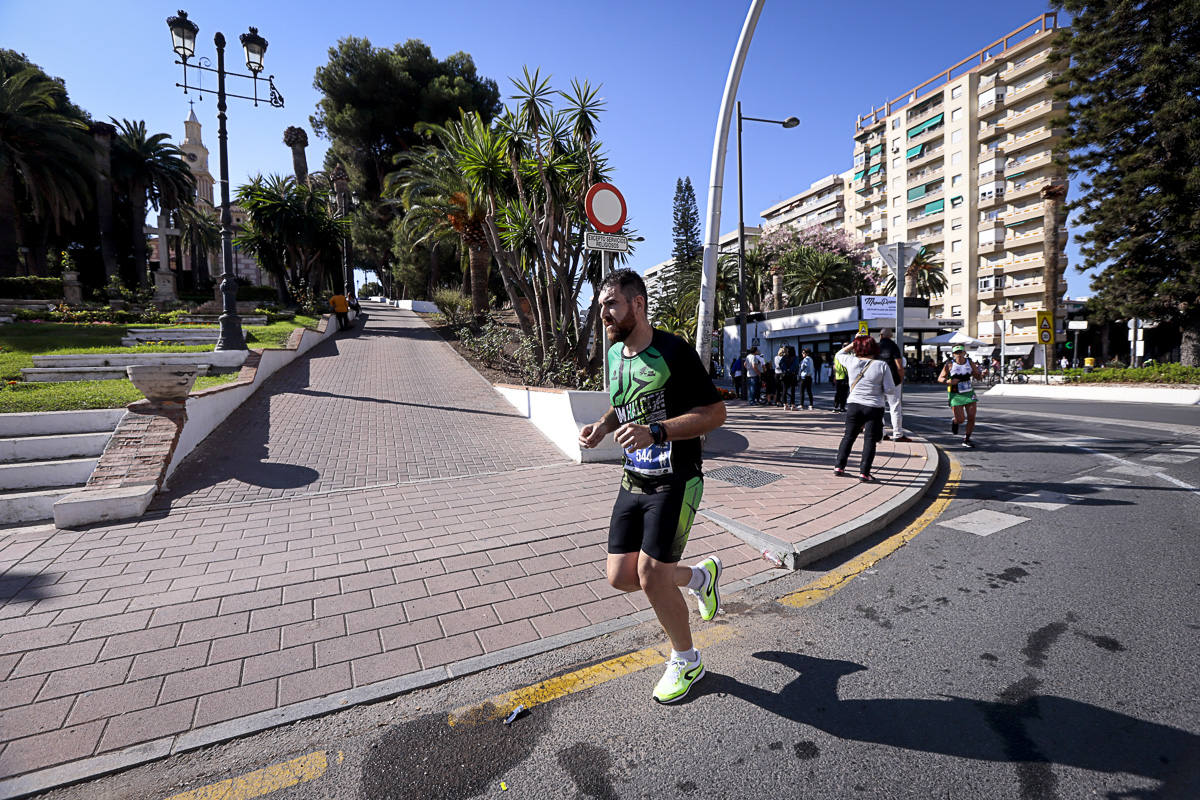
[951,108,963,122]
[892,156,900,169]
[951,174,962,187]
[951,85,963,99]
[951,218,963,230]
[951,305,962,317]
[951,240,962,253]
[892,118,901,129]
[951,262,963,274]
[951,196,964,208]
[892,215,901,227]
[952,151,962,165]
[979,276,993,291]
[854,153,865,166]
[951,129,963,143]
[893,197,900,208]
[952,284,962,295]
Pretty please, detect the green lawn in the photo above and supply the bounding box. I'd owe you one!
[0,316,320,413]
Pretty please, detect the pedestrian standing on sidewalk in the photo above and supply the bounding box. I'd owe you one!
[833,344,850,412]
[939,344,981,448]
[730,355,745,400]
[779,346,799,410]
[877,328,910,442]
[746,346,763,404]
[579,269,727,704]
[833,335,896,482]
[798,348,816,409]
[762,358,778,407]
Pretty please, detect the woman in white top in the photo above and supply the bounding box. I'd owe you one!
[834,335,896,481]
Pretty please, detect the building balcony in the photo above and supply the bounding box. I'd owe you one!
[908,123,946,148]
[1007,72,1054,101]
[978,96,1007,117]
[1004,281,1047,297]
[978,145,1005,164]
[1005,99,1068,128]
[1001,49,1053,81]
[865,228,887,243]
[1006,177,1052,202]
[978,240,1004,254]
[908,145,945,169]
[908,186,945,207]
[916,226,944,243]
[978,120,1006,142]
[979,192,1006,209]
[1000,205,1041,225]
[1006,149,1055,174]
[907,167,943,187]
[1006,127,1065,155]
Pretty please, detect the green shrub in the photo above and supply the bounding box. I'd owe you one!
[1065,363,1200,384]
[0,277,64,300]
[434,289,470,326]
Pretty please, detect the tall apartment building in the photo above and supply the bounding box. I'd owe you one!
[760,174,850,232]
[848,12,1068,350]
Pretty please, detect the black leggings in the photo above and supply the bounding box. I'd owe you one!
[836,403,885,474]
[799,376,815,408]
[782,374,797,405]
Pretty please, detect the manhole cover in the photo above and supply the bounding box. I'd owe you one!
[707,465,784,488]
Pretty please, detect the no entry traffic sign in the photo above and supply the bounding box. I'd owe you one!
[584,182,627,233]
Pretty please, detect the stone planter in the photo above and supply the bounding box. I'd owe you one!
[126,365,198,403]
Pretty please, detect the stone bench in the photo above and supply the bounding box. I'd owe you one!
[22,363,212,383]
[122,328,221,346]
[31,351,247,369]
[175,314,268,325]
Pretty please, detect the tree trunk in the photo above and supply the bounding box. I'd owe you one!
[1041,184,1067,333]
[1181,323,1200,367]
[772,272,784,311]
[291,145,309,186]
[468,244,489,317]
[93,127,119,281]
[427,241,440,299]
[0,172,21,277]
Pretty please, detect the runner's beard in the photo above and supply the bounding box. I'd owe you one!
[604,308,637,343]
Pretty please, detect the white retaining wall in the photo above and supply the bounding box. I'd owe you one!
[494,386,623,464]
[986,383,1200,405]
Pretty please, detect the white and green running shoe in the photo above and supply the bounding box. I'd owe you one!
[690,556,722,621]
[652,656,705,704]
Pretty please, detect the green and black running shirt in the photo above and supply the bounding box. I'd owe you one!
[607,329,722,489]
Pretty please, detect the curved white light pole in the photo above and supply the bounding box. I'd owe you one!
[694,0,766,369]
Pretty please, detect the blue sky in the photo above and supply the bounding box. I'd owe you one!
[0,0,1091,298]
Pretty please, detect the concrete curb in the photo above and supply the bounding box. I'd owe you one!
[986,382,1200,405]
[701,439,940,570]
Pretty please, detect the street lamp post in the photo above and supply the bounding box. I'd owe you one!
[330,165,351,297]
[736,102,799,355]
[166,10,283,351]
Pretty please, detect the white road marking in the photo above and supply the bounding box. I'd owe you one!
[1007,488,1079,512]
[1107,463,1161,476]
[1144,453,1197,464]
[1065,475,1130,487]
[938,509,1031,536]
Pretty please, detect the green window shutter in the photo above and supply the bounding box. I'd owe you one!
[1008,170,1026,179]
[867,164,882,176]
[924,199,945,214]
[906,112,945,139]
[907,185,927,201]
[906,144,925,159]
[853,169,865,180]
[869,144,882,157]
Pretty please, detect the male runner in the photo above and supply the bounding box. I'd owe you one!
[938,344,982,447]
[579,269,727,704]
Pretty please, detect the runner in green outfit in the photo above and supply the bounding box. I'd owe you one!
[938,344,982,448]
[579,269,727,704]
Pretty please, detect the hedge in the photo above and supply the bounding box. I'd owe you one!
[0,277,64,299]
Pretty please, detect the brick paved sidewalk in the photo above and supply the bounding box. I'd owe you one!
[0,306,936,796]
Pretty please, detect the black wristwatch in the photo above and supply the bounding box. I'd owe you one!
[649,422,667,445]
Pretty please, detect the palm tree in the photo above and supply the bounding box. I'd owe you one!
[781,247,859,305]
[176,201,220,288]
[110,118,195,288]
[235,174,343,295]
[282,126,309,185]
[0,67,94,276]
[878,248,948,298]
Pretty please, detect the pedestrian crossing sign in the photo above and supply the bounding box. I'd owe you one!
[1036,311,1055,344]
[858,321,870,336]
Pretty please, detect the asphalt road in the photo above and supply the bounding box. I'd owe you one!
[38,388,1200,800]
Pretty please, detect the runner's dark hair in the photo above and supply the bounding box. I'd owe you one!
[599,268,647,309]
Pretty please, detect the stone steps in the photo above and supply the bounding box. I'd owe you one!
[175,315,267,325]
[0,409,122,523]
[122,328,221,347]
[22,363,211,383]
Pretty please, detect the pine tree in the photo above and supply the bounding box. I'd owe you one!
[663,176,702,305]
[1052,0,1200,365]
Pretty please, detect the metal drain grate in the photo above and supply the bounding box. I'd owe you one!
[707,465,784,488]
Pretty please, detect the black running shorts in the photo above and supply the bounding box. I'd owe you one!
[607,475,704,564]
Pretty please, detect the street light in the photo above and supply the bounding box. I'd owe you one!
[736,102,799,354]
[166,10,284,351]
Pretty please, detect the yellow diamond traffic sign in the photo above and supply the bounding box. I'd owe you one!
[1036,311,1055,344]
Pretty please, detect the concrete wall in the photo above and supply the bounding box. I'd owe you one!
[494,385,623,464]
[393,300,437,313]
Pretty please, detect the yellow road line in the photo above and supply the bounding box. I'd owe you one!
[162,750,335,800]
[447,626,736,727]
[778,455,961,609]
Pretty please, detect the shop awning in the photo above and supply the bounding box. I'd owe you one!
[906,144,925,159]
[906,112,945,139]
[1002,344,1034,356]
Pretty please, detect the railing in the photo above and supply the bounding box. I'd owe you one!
[909,144,945,167]
[1007,71,1054,100]
[907,167,942,186]
[978,96,1007,115]
[1002,49,1051,80]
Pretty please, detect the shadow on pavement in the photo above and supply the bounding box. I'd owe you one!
[0,571,56,605]
[293,387,522,419]
[696,651,1199,797]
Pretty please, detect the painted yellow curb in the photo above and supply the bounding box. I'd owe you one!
[162,750,336,800]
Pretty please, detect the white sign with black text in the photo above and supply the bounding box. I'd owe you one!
[584,232,629,253]
[860,295,898,320]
